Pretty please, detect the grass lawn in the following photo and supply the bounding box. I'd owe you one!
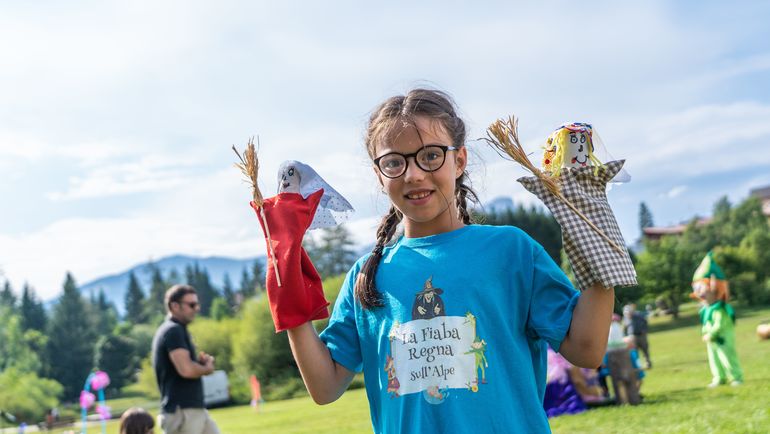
[44,303,769,434]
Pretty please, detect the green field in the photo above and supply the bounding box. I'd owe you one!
[40,303,770,434]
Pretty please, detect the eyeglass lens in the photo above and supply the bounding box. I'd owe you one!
[378,146,446,177]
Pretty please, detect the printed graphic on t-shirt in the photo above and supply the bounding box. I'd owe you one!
[384,276,489,404]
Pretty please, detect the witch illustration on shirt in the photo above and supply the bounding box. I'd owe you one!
[411,276,446,320]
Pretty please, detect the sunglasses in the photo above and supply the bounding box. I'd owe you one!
[178,301,199,309]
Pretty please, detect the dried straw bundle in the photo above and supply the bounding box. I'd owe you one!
[232,137,264,207]
[232,137,282,286]
[484,116,625,255]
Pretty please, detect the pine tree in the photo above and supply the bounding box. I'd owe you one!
[46,272,96,399]
[251,260,265,294]
[222,273,236,309]
[306,225,357,279]
[239,266,256,301]
[19,283,47,332]
[124,272,147,323]
[91,289,118,336]
[167,268,181,285]
[0,281,16,308]
[93,334,138,393]
[185,263,218,316]
[639,201,655,231]
[145,264,168,320]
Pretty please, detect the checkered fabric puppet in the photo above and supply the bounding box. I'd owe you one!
[692,251,744,387]
[234,142,354,332]
[487,120,636,290]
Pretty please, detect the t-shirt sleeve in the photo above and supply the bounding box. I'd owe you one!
[319,265,363,373]
[526,245,580,352]
[163,324,187,352]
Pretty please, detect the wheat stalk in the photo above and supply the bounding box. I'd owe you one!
[484,117,626,255]
[232,137,264,207]
[232,137,282,286]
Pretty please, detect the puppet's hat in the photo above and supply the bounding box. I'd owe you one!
[693,251,726,281]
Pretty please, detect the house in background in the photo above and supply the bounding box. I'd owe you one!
[642,217,711,241]
[641,185,770,241]
[749,185,770,218]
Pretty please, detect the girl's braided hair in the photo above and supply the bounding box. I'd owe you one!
[355,88,479,309]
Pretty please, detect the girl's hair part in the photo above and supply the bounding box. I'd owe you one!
[355,88,479,309]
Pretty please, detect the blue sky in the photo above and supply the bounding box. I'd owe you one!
[2,1,769,300]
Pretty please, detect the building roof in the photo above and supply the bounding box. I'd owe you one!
[749,185,770,199]
[642,217,711,238]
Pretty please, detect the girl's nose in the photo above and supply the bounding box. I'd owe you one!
[403,157,426,182]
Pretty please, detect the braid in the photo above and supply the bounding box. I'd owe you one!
[455,172,480,224]
[354,206,402,309]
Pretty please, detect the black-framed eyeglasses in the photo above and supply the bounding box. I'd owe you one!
[373,145,458,179]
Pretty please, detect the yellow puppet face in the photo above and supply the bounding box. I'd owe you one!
[542,122,602,176]
[565,131,592,168]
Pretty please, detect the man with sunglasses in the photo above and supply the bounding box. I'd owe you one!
[152,284,220,434]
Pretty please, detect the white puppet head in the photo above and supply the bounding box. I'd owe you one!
[278,163,302,194]
[276,160,355,229]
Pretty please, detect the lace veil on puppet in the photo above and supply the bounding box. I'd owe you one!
[276,160,354,229]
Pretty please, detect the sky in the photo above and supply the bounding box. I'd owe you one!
[2,1,770,300]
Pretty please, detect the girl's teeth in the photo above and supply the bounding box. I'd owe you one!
[408,192,430,199]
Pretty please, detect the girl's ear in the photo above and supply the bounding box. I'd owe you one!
[454,146,468,178]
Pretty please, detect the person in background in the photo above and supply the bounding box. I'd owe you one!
[603,314,641,405]
[151,284,220,434]
[623,303,651,368]
[692,252,743,388]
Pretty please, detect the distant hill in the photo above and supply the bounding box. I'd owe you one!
[79,254,264,314]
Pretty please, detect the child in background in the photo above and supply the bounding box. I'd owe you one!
[692,252,743,387]
[623,335,646,391]
[119,408,154,434]
[265,89,619,433]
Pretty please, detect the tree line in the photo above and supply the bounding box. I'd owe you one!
[0,224,358,424]
[635,196,770,316]
[3,198,766,422]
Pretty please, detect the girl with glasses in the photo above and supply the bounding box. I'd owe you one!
[280,88,614,433]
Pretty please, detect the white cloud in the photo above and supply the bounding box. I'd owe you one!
[47,155,201,201]
[621,102,770,178]
[660,185,688,199]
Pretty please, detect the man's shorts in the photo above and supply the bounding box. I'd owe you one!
[158,408,220,434]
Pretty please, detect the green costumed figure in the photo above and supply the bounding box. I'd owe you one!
[691,251,744,387]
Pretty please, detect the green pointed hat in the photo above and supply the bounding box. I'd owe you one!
[693,251,726,281]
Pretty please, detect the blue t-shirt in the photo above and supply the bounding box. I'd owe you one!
[320,225,580,433]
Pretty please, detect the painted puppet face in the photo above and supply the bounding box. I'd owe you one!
[279,165,301,193]
[564,131,591,168]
